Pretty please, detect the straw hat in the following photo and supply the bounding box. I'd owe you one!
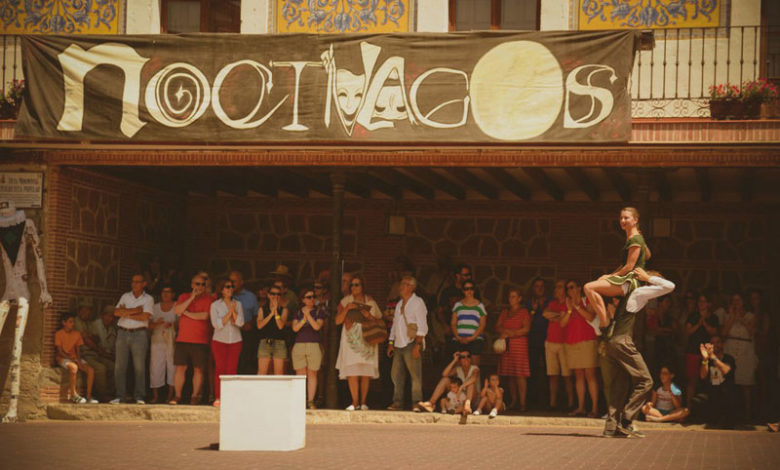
[269,264,292,278]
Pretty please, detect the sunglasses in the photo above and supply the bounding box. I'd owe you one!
[194,282,205,286]
[269,292,280,296]
[303,295,314,299]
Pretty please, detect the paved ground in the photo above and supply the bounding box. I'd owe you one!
[1,421,778,469]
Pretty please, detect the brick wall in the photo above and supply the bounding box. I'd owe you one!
[40,167,186,401]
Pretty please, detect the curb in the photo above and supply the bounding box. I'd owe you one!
[40,404,767,431]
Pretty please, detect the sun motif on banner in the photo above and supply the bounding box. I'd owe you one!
[276,0,410,33]
[579,0,723,29]
[0,0,122,34]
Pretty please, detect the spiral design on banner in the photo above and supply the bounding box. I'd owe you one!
[145,63,211,128]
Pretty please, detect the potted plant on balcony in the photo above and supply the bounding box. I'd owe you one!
[0,79,24,139]
[744,79,780,119]
[708,83,740,120]
[740,79,769,119]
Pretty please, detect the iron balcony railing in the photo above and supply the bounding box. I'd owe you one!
[2,26,779,118]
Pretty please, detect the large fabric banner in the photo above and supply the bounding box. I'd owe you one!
[17,32,639,143]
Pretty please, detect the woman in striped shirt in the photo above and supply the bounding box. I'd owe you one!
[450,280,488,366]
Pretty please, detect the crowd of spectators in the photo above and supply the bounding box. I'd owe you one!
[59,259,779,430]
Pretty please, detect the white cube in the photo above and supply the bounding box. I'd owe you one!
[219,375,306,451]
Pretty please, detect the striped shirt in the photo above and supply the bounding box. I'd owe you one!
[453,301,487,338]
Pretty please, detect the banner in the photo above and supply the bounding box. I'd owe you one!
[17,32,638,143]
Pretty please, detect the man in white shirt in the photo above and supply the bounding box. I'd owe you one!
[111,273,154,404]
[602,268,675,438]
[387,276,428,411]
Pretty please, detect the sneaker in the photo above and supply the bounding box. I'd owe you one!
[472,410,481,416]
[71,394,86,404]
[345,404,356,411]
[360,404,369,411]
[86,397,99,404]
[136,399,146,405]
[602,428,628,438]
[109,398,121,404]
[489,408,498,418]
[618,422,645,439]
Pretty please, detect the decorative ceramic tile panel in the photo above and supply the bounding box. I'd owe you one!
[578,0,724,29]
[275,0,411,33]
[1,0,122,34]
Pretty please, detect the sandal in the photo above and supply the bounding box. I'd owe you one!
[168,397,180,405]
[587,411,599,419]
[212,399,220,408]
[417,401,434,413]
[568,409,586,417]
[190,395,201,405]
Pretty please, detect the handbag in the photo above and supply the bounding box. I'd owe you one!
[400,303,418,341]
[362,317,388,345]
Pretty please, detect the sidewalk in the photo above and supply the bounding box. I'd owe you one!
[43,403,768,431]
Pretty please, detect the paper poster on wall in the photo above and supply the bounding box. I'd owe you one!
[0,173,43,208]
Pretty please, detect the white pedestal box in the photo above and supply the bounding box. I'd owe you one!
[219,375,306,451]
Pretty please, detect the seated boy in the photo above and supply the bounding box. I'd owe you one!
[55,312,97,404]
[641,365,689,422]
[440,377,467,414]
[474,374,505,418]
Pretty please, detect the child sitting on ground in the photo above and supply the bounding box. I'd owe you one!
[440,377,467,414]
[474,374,505,418]
[55,312,97,404]
[641,365,689,422]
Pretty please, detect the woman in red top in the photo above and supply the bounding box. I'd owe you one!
[562,279,600,418]
[496,289,531,411]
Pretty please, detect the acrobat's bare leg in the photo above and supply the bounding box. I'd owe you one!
[2,297,29,423]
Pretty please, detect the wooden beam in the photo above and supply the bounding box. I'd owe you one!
[740,168,755,202]
[398,168,465,200]
[284,169,332,196]
[243,168,279,197]
[343,175,372,198]
[373,169,434,199]
[565,168,600,201]
[522,167,563,201]
[483,168,531,200]
[353,170,402,199]
[272,169,309,197]
[604,168,631,202]
[695,168,711,202]
[446,168,498,199]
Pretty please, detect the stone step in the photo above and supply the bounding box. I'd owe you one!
[43,403,766,431]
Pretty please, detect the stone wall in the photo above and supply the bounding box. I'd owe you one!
[191,198,779,315]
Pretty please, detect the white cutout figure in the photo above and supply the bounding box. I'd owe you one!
[0,200,52,423]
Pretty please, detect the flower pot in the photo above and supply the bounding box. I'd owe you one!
[760,101,780,119]
[742,100,761,119]
[726,100,744,119]
[709,100,729,119]
[0,119,15,140]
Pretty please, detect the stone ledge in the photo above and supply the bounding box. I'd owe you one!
[42,404,765,431]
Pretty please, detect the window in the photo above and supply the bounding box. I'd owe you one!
[161,0,241,33]
[449,0,539,31]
